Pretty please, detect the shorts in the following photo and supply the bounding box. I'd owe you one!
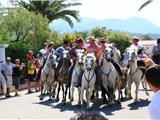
[27,74,35,82]
[6,76,13,88]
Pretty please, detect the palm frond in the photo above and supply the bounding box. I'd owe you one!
[139,0,154,11]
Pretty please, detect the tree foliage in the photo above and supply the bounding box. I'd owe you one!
[139,0,154,11]
[90,26,108,39]
[0,8,49,50]
[108,32,131,53]
[18,0,81,28]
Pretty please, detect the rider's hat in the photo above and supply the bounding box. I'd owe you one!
[132,36,139,42]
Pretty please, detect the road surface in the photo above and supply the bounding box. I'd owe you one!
[0,85,153,120]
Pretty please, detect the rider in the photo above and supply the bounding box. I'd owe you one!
[69,38,86,85]
[152,38,160,64]
[86,36,101,90]
[130,36,151,67]
[55,40,71,80]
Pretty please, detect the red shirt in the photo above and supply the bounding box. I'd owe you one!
[27,54,33,61]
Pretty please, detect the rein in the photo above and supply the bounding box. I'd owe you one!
[101,68,112,80]
[84,70,95,82]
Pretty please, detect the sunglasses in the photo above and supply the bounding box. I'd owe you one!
[100,41,105,43]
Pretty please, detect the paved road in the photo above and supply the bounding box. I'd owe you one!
[0,85,153,120]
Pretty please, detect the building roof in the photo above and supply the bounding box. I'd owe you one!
[139,40,156,46]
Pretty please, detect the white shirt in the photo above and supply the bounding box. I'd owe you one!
[148,90,160,120]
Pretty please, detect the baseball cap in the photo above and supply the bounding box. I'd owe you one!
[6,57,11,60]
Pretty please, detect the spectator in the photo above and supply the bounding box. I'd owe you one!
[13,59,24,96]
[69,112,108,120]
[39,42,48,55]
[145,65,160,119]
[34,59,41,92]
[0,60,6,96]
[152,38,160,64]
[1,57,22,98]
[27,50,35,94]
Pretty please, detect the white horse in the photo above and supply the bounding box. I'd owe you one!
[101,47,121,104]
[40,52,57,100]
[126,47,149,103]
[108,44,121,64]
[70,49,85,104]
[80,53,96,109]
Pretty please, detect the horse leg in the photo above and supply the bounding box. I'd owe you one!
[70,83,74,102]
[142,80,149,96]
[40,81,44,100]
[109,87,115,105]
[127,78,133,99]
[63,85,68,103]
[86,88,91,109]
[56,82,60,102]
[78,87,81,105]
[101,84,107,103]
[134,82,140,103]
[61,85,65,103]
[80,87,85,105]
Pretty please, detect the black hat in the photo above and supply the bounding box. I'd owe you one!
[76,38,83,43]
[63,40,69,45]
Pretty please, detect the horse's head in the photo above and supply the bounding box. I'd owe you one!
[103,47,113,61]
[84,53,96,71]
[48,52,57,68]
[62,50,70,60]
[127,47,137,63]
[76,49,85,65]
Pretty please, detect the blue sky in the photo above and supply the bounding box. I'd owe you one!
[1,0,160,27]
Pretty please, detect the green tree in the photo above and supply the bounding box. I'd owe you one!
[90,26,108,39]
[74,31,89,41]
[0,8,50,61]
[18,0,81,27]
[139,0,154,11]
[48,31,62,48]
[108,32,131,53]
[141,34,153,40]
[0,8,49,50]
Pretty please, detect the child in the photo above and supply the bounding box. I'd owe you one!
[145,65,160,119]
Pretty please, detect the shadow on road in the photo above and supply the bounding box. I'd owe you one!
[35,98,124,116]
[128,99,150,110]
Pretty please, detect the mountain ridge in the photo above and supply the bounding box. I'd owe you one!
[49,17,160,34]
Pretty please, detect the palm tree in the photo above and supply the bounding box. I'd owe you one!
[139,0,154,11]
[18,0,81,28]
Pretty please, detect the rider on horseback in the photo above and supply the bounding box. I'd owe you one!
[55,40,70,80]
[69,38,86,85]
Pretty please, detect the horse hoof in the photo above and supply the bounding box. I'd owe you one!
[87,107,91,111]
[62,99,66,103]
[39,96,44,100]
[70,97,73,102]
[55,98,59,102]
[49,98,52,101]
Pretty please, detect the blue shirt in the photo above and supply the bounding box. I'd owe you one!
[56,46,70,60]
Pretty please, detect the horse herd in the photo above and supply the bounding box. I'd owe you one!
[39,46,152,109]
